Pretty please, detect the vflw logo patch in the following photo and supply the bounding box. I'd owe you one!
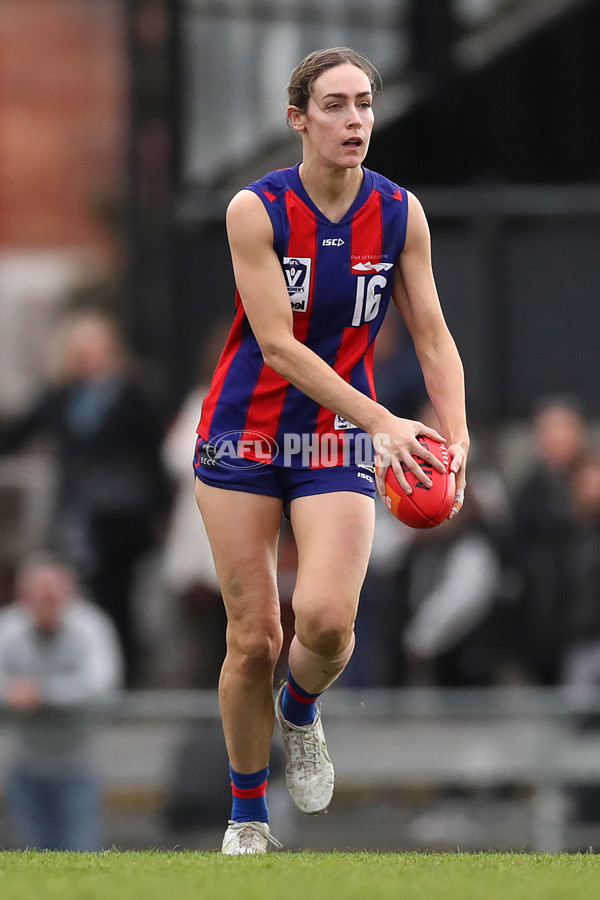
[334,414,357,430]
[283,257,311,311]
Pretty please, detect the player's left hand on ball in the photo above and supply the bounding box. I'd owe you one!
[447,439,469,519]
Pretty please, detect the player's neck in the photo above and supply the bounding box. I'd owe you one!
[298,160,364,223]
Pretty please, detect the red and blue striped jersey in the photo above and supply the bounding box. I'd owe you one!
[197,164,408,467]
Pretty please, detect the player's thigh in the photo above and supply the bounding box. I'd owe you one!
[195,479,283,624]
[289,490,375,623]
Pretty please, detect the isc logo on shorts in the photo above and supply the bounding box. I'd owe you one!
[283,257,311,312]
[198,442,220,467]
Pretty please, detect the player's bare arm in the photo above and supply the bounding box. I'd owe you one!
[393,191,469,515]
[226,189,445,488]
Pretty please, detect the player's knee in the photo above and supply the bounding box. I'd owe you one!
[298,612,354,659]
[228,621,283,678]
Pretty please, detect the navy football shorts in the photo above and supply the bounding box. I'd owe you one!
[193,437,376,507]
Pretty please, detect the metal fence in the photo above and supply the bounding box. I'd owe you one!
[2,687,600,851]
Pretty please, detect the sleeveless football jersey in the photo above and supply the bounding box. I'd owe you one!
[197,163,408,468]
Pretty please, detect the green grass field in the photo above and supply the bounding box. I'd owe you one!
[1,851,600,900]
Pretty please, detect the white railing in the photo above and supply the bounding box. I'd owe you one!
[2,687,599,851]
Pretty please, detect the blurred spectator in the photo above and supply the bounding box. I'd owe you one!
[562,452,600,697]
[560,452,600,823]
[511,395,589,684]
[158,320,229,686]
[0,554,123,851]
[347,470,512,689]
[0,311,171,684]
[347,401,514,688]
[399,476,505,687]
[159,382,224,686]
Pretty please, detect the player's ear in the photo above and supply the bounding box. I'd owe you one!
[287,106,306,133]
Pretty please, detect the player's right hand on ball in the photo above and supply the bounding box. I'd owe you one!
[372,416,446,496]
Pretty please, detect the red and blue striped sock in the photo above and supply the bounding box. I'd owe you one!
[281,670,321,726]
[229,764,269,823]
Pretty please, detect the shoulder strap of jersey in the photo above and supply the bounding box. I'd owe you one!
[243,167,297,258]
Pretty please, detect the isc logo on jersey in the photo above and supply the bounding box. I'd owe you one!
[283,257,311,312]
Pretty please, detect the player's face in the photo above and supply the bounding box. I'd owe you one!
[292,63,374,169]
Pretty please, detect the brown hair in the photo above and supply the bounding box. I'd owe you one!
[287,47,381,113]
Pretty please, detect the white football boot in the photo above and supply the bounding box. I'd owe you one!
[221,820,282,855]
[275,683,335,815]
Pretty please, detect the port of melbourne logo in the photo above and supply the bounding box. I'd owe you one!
[283,257,311,311]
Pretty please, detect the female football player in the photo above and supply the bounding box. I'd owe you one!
[194,47,469,853]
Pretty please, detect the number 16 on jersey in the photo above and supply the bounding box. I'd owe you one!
[351,275,388,327]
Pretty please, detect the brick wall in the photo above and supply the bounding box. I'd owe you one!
[0,0,128,260]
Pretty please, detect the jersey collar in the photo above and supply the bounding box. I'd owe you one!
[285,163,373,226]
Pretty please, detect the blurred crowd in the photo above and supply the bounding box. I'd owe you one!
[0,309,599,698]
[2,307,600,847]
[349,386,600,696]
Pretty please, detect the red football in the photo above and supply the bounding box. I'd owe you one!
[376,436,455,529]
